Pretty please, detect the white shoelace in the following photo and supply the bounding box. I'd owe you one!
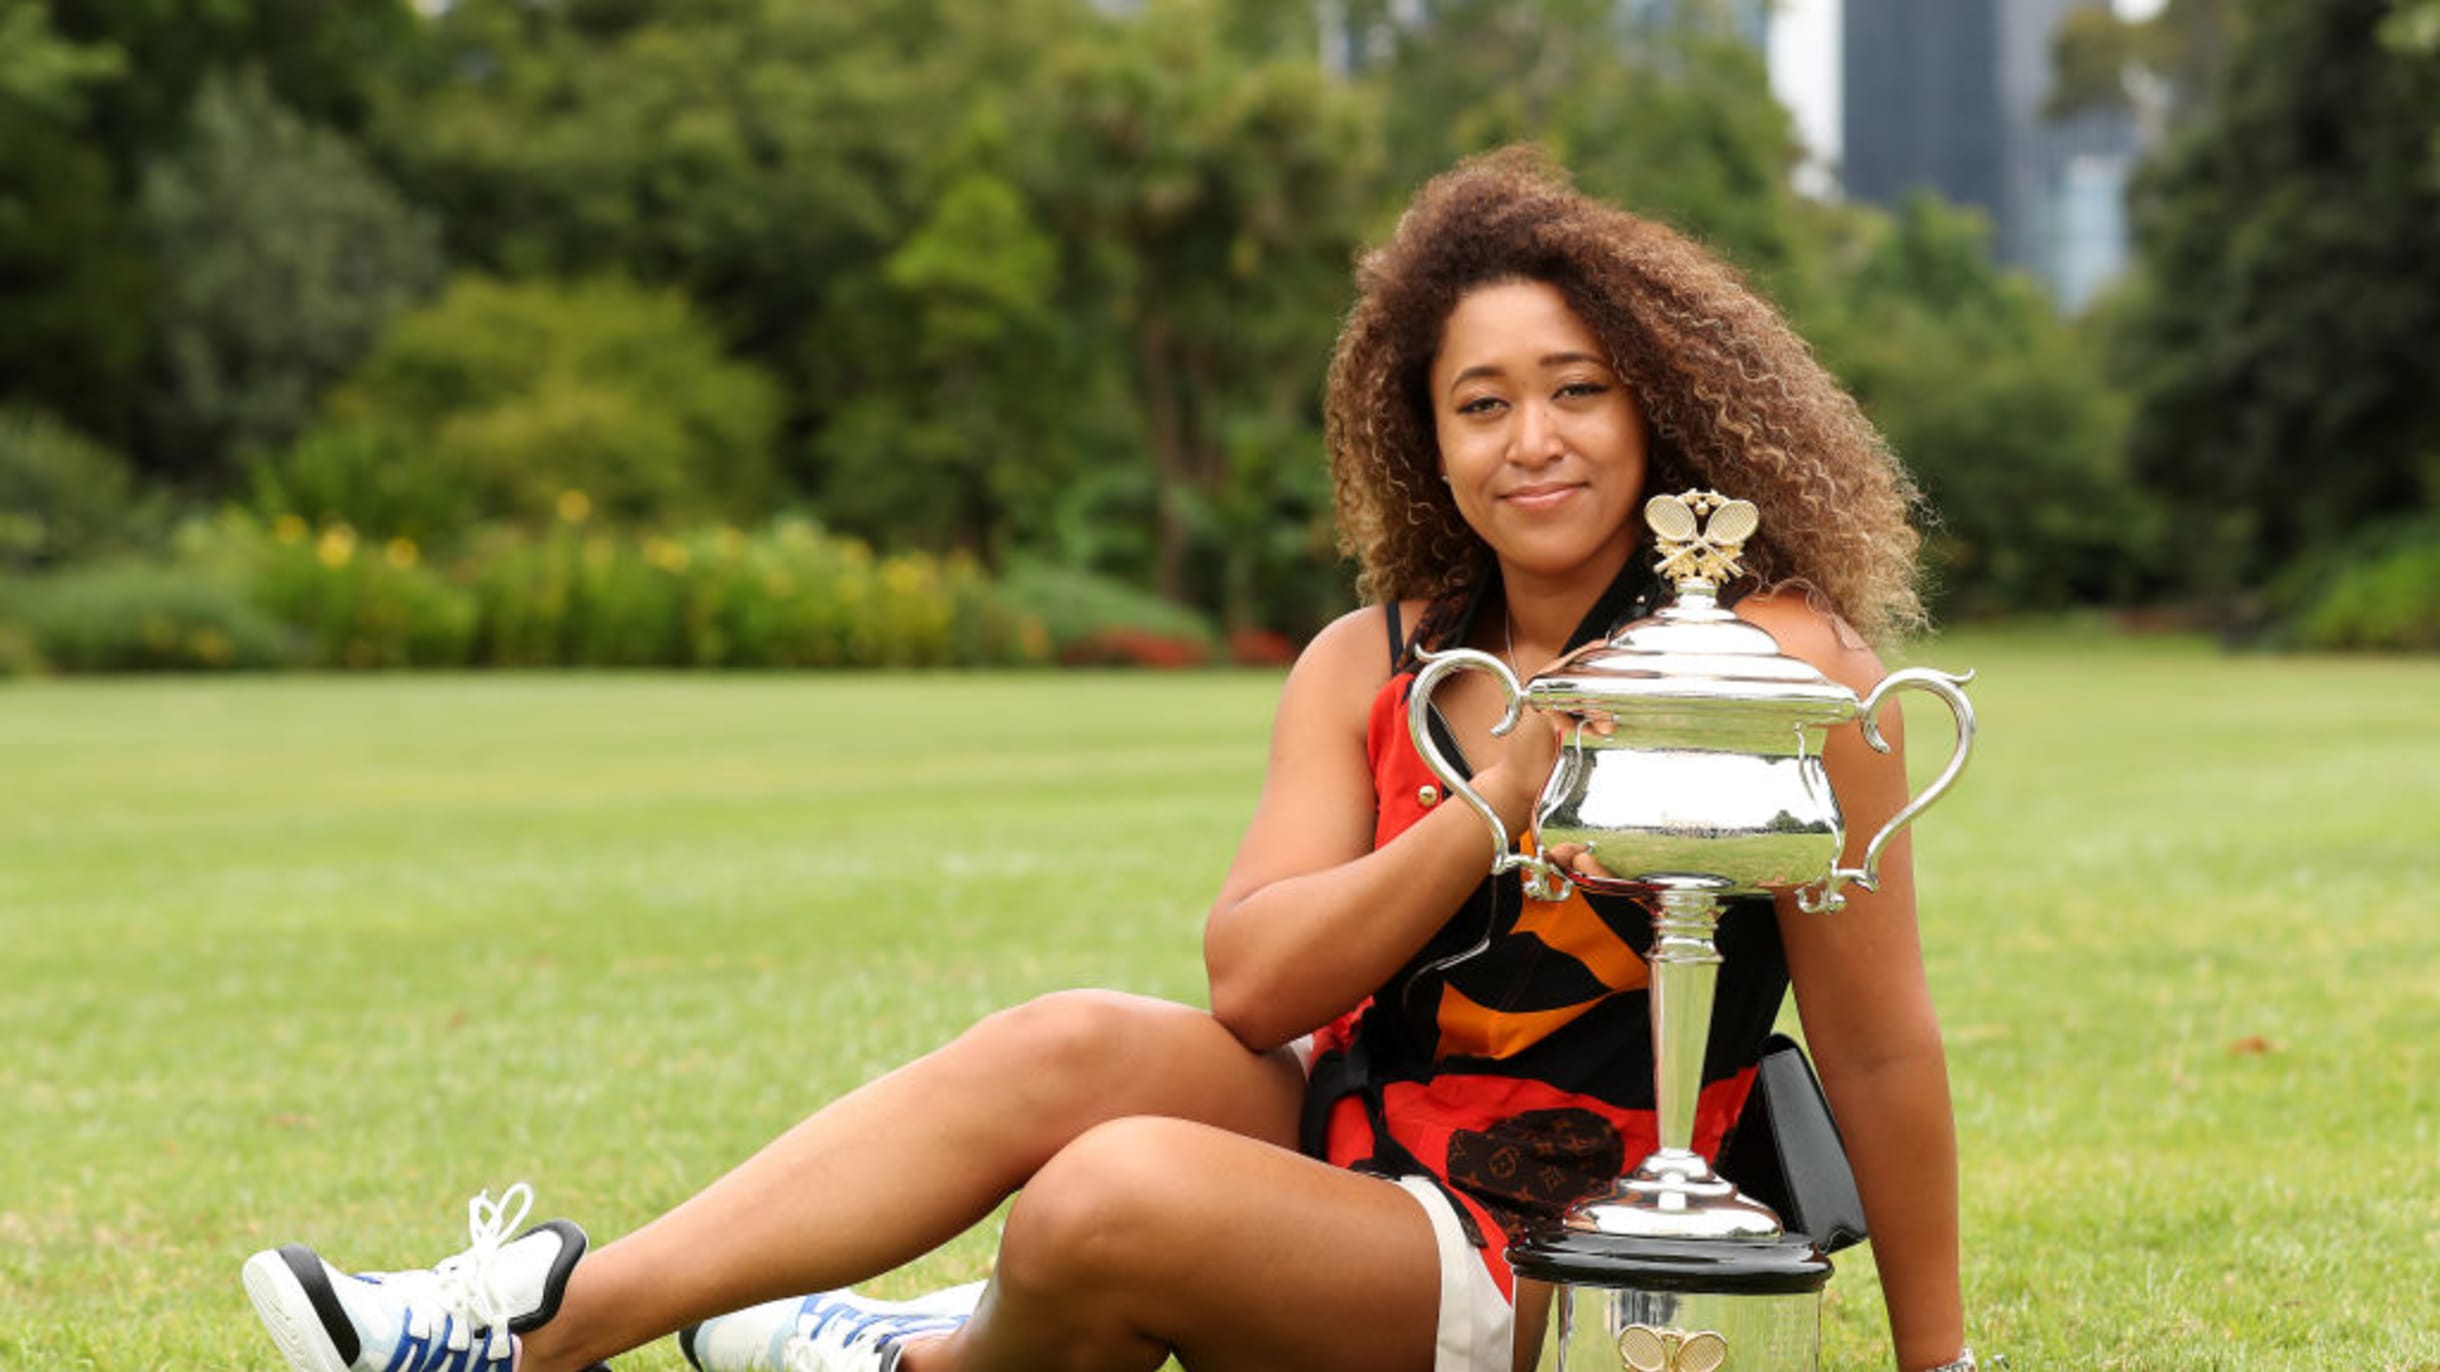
[405,1183,535,1358]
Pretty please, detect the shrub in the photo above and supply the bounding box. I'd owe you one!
[998,559,1220,662]
[245,424,477,546]
[2,561,293,671]
[1058,626,1214,669]
[0,617,44,676]
[325,276,783,528]
[2288,525,2440,652]
[465,518,1050,670]
[137,72,443,477]
[0,408,159,571]
[245,521,479,669]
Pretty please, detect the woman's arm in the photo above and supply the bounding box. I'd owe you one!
[1739,592,1966,1372]
[1202,606,1556,1053]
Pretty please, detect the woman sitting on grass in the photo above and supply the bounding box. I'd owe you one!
[242,148,1973,1372]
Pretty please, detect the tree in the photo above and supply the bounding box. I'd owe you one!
[0,4,147,443]
[138,72,444,483]
[1017,0,1383,610]
[1812,196,2155,615]
[2111,0,2440,599]
[2047,0,2235,137]
[42,0,416,171]
[313,275,784,531]
[373,0,1095,548]
[1366,0,1814,285]
[377,0,1383,626]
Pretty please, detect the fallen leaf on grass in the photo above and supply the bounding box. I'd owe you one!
[2225,1035,2277,1055]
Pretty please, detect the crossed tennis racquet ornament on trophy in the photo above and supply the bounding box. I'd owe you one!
[1410,491,1978,1371]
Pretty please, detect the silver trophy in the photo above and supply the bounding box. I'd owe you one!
[1410,491,1976,1371]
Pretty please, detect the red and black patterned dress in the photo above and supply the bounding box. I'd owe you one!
[1300,565,1790,1298]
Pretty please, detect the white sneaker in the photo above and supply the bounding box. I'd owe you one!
[241,1184,589,1372]
[679,1282,985,1372]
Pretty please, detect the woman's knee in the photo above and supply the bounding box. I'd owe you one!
[960,991,1168,1096]
[995,1117,1213,1300]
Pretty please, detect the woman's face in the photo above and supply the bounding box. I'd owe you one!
[1428,279,1648,586]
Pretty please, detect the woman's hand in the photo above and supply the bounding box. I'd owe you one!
[1470,704,1569,840]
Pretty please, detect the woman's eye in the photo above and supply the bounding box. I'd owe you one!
[1558,381,1609,399]
[1456,395,1505,416]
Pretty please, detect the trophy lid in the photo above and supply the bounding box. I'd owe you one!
[1524,491,1856,720]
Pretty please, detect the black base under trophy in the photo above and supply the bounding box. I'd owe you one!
[1514,1230,1832,1371]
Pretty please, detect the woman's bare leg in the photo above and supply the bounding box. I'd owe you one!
[517,991,1305,1372]
[910,1116,1447,1372]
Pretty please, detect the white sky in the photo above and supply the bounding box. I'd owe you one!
[1767,0,2169,182]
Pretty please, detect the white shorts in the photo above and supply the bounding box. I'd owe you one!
[1391,1175,1516,1372]
[1291,1034,1515,1372]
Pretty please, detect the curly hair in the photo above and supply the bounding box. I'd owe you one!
[1325,147,1925,642]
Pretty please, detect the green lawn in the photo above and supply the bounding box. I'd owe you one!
[3,631,2435,1370]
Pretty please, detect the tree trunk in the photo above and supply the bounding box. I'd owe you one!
[1136,311,1193,602]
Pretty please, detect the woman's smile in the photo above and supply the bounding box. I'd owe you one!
[1500,480,1588,512]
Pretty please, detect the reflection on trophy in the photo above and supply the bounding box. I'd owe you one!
[1409,491,1976,1371]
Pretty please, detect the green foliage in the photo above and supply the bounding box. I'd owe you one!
[375,0,1381,622]
[2113,0,2440,600]
[244,423,477,546]
[1812,197,2159,616]
[31,0,415,167]
[0,560,292,670]
[0,1,416,457]
[2281,520,2440,652]
[2046,0,2233,130]
[998,558,1222,658]
[0,408,159,570]
[1368,0,1811,284]
[0,86,150,447]
[19,0,2388,641]
[324,276,783,528]
[465,519,1047,670]
[240,523,480,670]
[0,616,40,676]
[136,72,444,481]
[1016,0,1383,606]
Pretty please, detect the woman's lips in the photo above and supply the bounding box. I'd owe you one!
[1501,482,1584,511]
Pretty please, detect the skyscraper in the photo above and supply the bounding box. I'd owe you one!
[1843,0,2142,307]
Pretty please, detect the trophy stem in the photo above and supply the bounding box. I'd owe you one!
[1648,882,1724,1159]
[1549,879,1782,1240]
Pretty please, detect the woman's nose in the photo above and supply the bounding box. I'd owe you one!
[1510,399,1565,464]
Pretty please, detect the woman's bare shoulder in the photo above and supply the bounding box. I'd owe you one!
[1733,586,1886,694]
[1260,600,1434,750]
[1287,600,1427,688]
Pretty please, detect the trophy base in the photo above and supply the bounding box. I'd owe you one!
[1560,1151,1787,1241]
[1513,1230,1832,1372]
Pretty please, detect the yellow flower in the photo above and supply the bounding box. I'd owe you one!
[385,537,419,569]
[191,628,233,666]
[557,489,592,524]
[272,514,308,545]
[716,526,746,558]
[643,536,690,573]
[316,525,358,569]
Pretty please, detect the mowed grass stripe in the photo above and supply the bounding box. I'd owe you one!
[3,635,2434,1369]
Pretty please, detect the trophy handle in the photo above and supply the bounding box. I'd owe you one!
[1798,667,1977,914]
[1408,648,1574,902]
